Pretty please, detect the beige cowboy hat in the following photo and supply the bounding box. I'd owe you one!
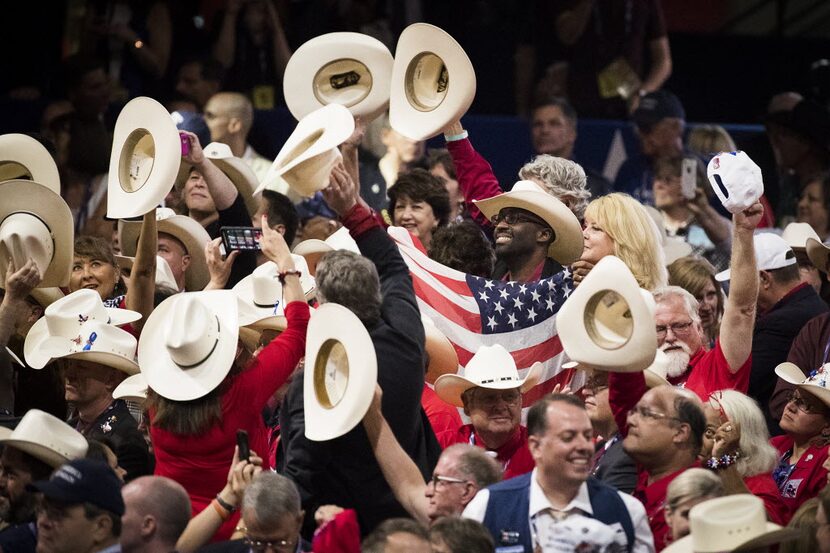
[0,409,88,468]
[782,222,820,250]
[174,142,259,217]
[663,494,799,552]
[0,133,60,193]
[38,319,140,375]
[473,180,584,265]
[24,289,140,369]
[107,96,181,219]
[113,372,148,402]
[557,255,657,373]
[292,226,360,277]
[284,32,394,122]
[139,290,250,401]
[304,303,377,441]
[423,315,459,385]
[232,254,316,325]
[0,180,73,287]
[115,254,179,291]
[434,344,542,408]
[256,104,355,198]
[807,236,830,273]
[775,361,830,408]
[119,208,211,291]
[389,23,476,141]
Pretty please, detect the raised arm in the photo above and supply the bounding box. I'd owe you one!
[639,37,672,95]
[212,0,241,68]
[555,0,594,46]
[719,202,763,373]
[125,211,156,333]
[181,131,238,210]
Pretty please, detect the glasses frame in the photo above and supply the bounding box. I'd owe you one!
[491,209,547,227]
[429,474,470,489]
[786,390,826,415]
[627,404,683,424]
[243,536,298,553]
[655,320,695,339]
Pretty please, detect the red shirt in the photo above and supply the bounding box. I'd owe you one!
[150,301,309,540]
[442,424,535,479]
[634,465,694,551]
[421,385,462,446]
[770,435,830,516]
[668,338,752,400]
[744,472,790,525]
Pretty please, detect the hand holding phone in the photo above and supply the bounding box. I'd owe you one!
[180,132,191,157]
[236,429,250,462]
[221,226,262,251]
[681,157,697,200]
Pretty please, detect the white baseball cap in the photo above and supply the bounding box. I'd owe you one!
[715,232,796,281]
[706,151,764,214]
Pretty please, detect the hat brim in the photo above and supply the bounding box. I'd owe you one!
[0,134,61,194]
[644,369,671,388]
[174,156,259,218]
[113,373,148,401]
[304,303,377,441]
[0,180,73,287]
[284,32,394,121]
[107,97,181,219]
[60,351,139,376]
[138,291,239,401]
[0,439,75,469]
[473,190,583,265]
[29,287,64,309]
[663,524,799,553]
[775,361,830,408]
[807,237,830,273]
[389,23,476,141]
[434,362,543,408]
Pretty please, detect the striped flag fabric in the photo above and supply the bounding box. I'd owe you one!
[388,227,577,404]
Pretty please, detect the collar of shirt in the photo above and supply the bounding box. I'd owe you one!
[503,259,546,282]
[95,544,121,553]
[761,281,810,317]
[529,468,592,519]
[466,425,527,465]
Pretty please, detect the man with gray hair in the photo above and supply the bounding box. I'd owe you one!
[120,476,192,553]
[518,155,591,220]
[278,163,439,537]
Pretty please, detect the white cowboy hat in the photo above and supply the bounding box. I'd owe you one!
[434,344,542,408]
[107,96,181,219]
[138,291,242,401]
[283,32,394,122]
[389,23,476,141]
[256,104,355,198]
[775,361,830,408]
[557,256,658,373]
[423,316,459,385]
[174,142,259,217]
[473,180,584,265]
[0,409,88,468]
[119,208,212,291]
[113,372,148,402]
[292,226,360,277]
[232,255,316,326]
[304,303,377,441]
[39,320,140,375]
[0,180,73,287]
[807,236,830,273]
[663,494,799,553]
[115,254,179,291]
[24,289,140,369]
[0,133,60,193]
[782,222,820,250]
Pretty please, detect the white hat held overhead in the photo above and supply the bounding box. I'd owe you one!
[389,23,476,141]
[284,32,394,122]
[107,96,181,219]
[715,231,795,281]
[0,409,88,468]
[115,254,179,292]
[0,133,61,193]
[706,150,764,214]
[292,226,360,276]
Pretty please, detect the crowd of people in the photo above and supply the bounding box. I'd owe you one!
[6,5,830,553]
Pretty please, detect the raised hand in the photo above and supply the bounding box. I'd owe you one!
[3,259,41,303]
[204,238,238,290]
[260,215,295,269]
[321,163,359,217]
[733,201,764,232]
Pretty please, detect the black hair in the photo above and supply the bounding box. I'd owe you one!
[387,168,451,227]
[262,190,299,245]
[526,393,585,437]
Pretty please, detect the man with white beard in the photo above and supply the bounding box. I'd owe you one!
[650,201,764,401]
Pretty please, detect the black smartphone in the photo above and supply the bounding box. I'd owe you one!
[221,226,262,251]
[236,429,250,462]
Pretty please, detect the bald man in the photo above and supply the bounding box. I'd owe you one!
[120,476,192,553]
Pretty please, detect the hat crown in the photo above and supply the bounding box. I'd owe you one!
[43,289,112,339]
[52,320,137,358]
[706,150,763,214]
[325,226,360,252]
[754,232,796,271]
[782,222,820,248]
[509,180,546,195]
[0,212,54,280]
[688,495,771,550]
[155,207,177,221]
[1,409,88,467]
[165,297,220,368]
[464,344,521,387]
[204,142,233,159]
[251,262,282,308]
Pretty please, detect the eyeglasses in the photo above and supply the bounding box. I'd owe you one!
[786,391,825,415]
[472,389,522,408]
[655,321,694,339]
[243,536,298,553]
[627,404,682,423]
[429,474,469,489]
[491,209,547,227]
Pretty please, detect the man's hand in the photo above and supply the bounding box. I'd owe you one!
[204,238,238,290]
[321,163,359,217]
[180,130,205,165]
[260,215,295,269]
[219,446,264,509]
[442,120,464,137]
[571,259,594,288]
[733,201,764,232]
[3,259,41,304]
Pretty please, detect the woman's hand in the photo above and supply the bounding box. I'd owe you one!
[180,130,205,165]
[571,259,594,288]
[204,238,238,290]
[218,446,264,509]
[260,216,295,270]
[711,420,741,458]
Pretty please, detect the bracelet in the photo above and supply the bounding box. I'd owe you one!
[705,451,741,471]
[443,130,468,142]
[277,270,302,285]
[215,493,236,513]
[212,499,230,521]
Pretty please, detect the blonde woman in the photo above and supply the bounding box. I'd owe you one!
[664,468,724,545]
[668,256,723,348]
[575,192,667,290]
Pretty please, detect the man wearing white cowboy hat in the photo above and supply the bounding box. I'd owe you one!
[278,163,440,536]
[0,409,87,549]
[434,344,543,481]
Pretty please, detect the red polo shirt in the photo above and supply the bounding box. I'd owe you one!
[635,465,697,551]
[441,424,535,479]
[770,435,830,516]
[667,338,752,400]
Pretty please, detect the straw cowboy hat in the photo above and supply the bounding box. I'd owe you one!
[782,222,820,250]
[0,133,60,193]
[115,254,179,291]
[0,179,73,287]
[423,316,459,385]
[557,256,658,373]
[107,96,181,219]
[664,494,799,552]
[232,255,316,327]
[24,288,140,369]
[292,226,360,277]
[473,180,584,265]
[389,23,476,141]
[807,236,830,273]
[38,320,140,375]
[174,142,259,217]
[0,409,88,468]
[139,290,258,401]
[775,361,830,408]
[113,373,148,402]
[119,208,212,291]
[284,32,394,122]
[434,344,542,408]
[256,104,355,198]
[304,303,377,441]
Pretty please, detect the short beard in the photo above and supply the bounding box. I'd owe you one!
[660,342,692,378]
[0,492,37,525]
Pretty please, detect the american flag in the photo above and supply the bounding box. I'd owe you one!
[388,227,577,404]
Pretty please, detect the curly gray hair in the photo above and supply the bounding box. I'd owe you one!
[518,155,591,220]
